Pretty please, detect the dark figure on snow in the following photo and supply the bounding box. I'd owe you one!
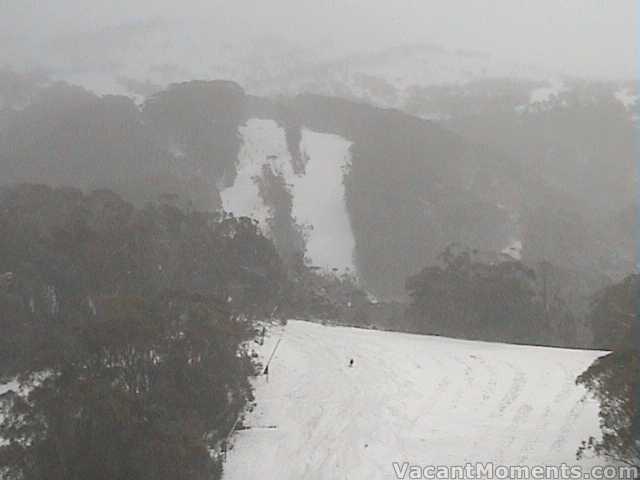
[349,358,354,368]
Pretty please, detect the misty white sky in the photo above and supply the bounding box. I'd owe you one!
[1,0,637,81]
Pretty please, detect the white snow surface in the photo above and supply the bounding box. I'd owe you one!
[501,239,523,260]
[0,380,19,397]
[294,129,355,272]
[224,321,605,480]
[614,88,638,109]
[529,80,566,105]
[220,119,356,273]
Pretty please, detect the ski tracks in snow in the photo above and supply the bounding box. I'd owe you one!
[223,321,604,480]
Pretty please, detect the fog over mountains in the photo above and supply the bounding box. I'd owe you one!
[0,0,636,298]
[2,0,635,82]
[2,3,639,478]
[0,72,635,300]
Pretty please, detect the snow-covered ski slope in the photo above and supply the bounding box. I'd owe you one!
[220,118,356,273]
[224,321,605,480]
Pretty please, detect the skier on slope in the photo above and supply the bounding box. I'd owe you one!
[349,358,354,368]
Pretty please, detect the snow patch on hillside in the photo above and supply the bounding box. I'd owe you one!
[529,80,566,105]
[220,119,284,232]
[615,88,638,109]
[0,380,19,397]
[501,239,523,260]
[220,119,357,273]
[292,129,356,272]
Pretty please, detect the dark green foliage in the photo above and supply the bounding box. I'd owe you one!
[405,245,576,345]
[254,164,306,270]
[576,350,640,467]
[276,250,368,321]
[0,293,253,480]
[0,81,247,212]
[576,274,640,466]
[449,81,635,221]
[589,274,639,351]
[0,184,286,331]
[0,184,287,480]
[143,80,248,188]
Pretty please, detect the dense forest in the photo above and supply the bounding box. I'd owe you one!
[404,245,577,346]
[576,274,639,467]
[0,184,288,479]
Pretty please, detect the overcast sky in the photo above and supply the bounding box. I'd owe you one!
[1,0,636,80]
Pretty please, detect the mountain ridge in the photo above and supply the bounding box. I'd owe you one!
[0,78,631,299]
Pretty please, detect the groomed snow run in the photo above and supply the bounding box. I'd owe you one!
[224,320,605,480]
[220,118,357,273]
[293,129,355,273]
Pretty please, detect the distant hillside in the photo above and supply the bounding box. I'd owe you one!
[0,78,630,299]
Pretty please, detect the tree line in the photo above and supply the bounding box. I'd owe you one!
[402,245,576,346]
[406,244,639,467]
[0,184,289,480]
[0,183,637,474]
